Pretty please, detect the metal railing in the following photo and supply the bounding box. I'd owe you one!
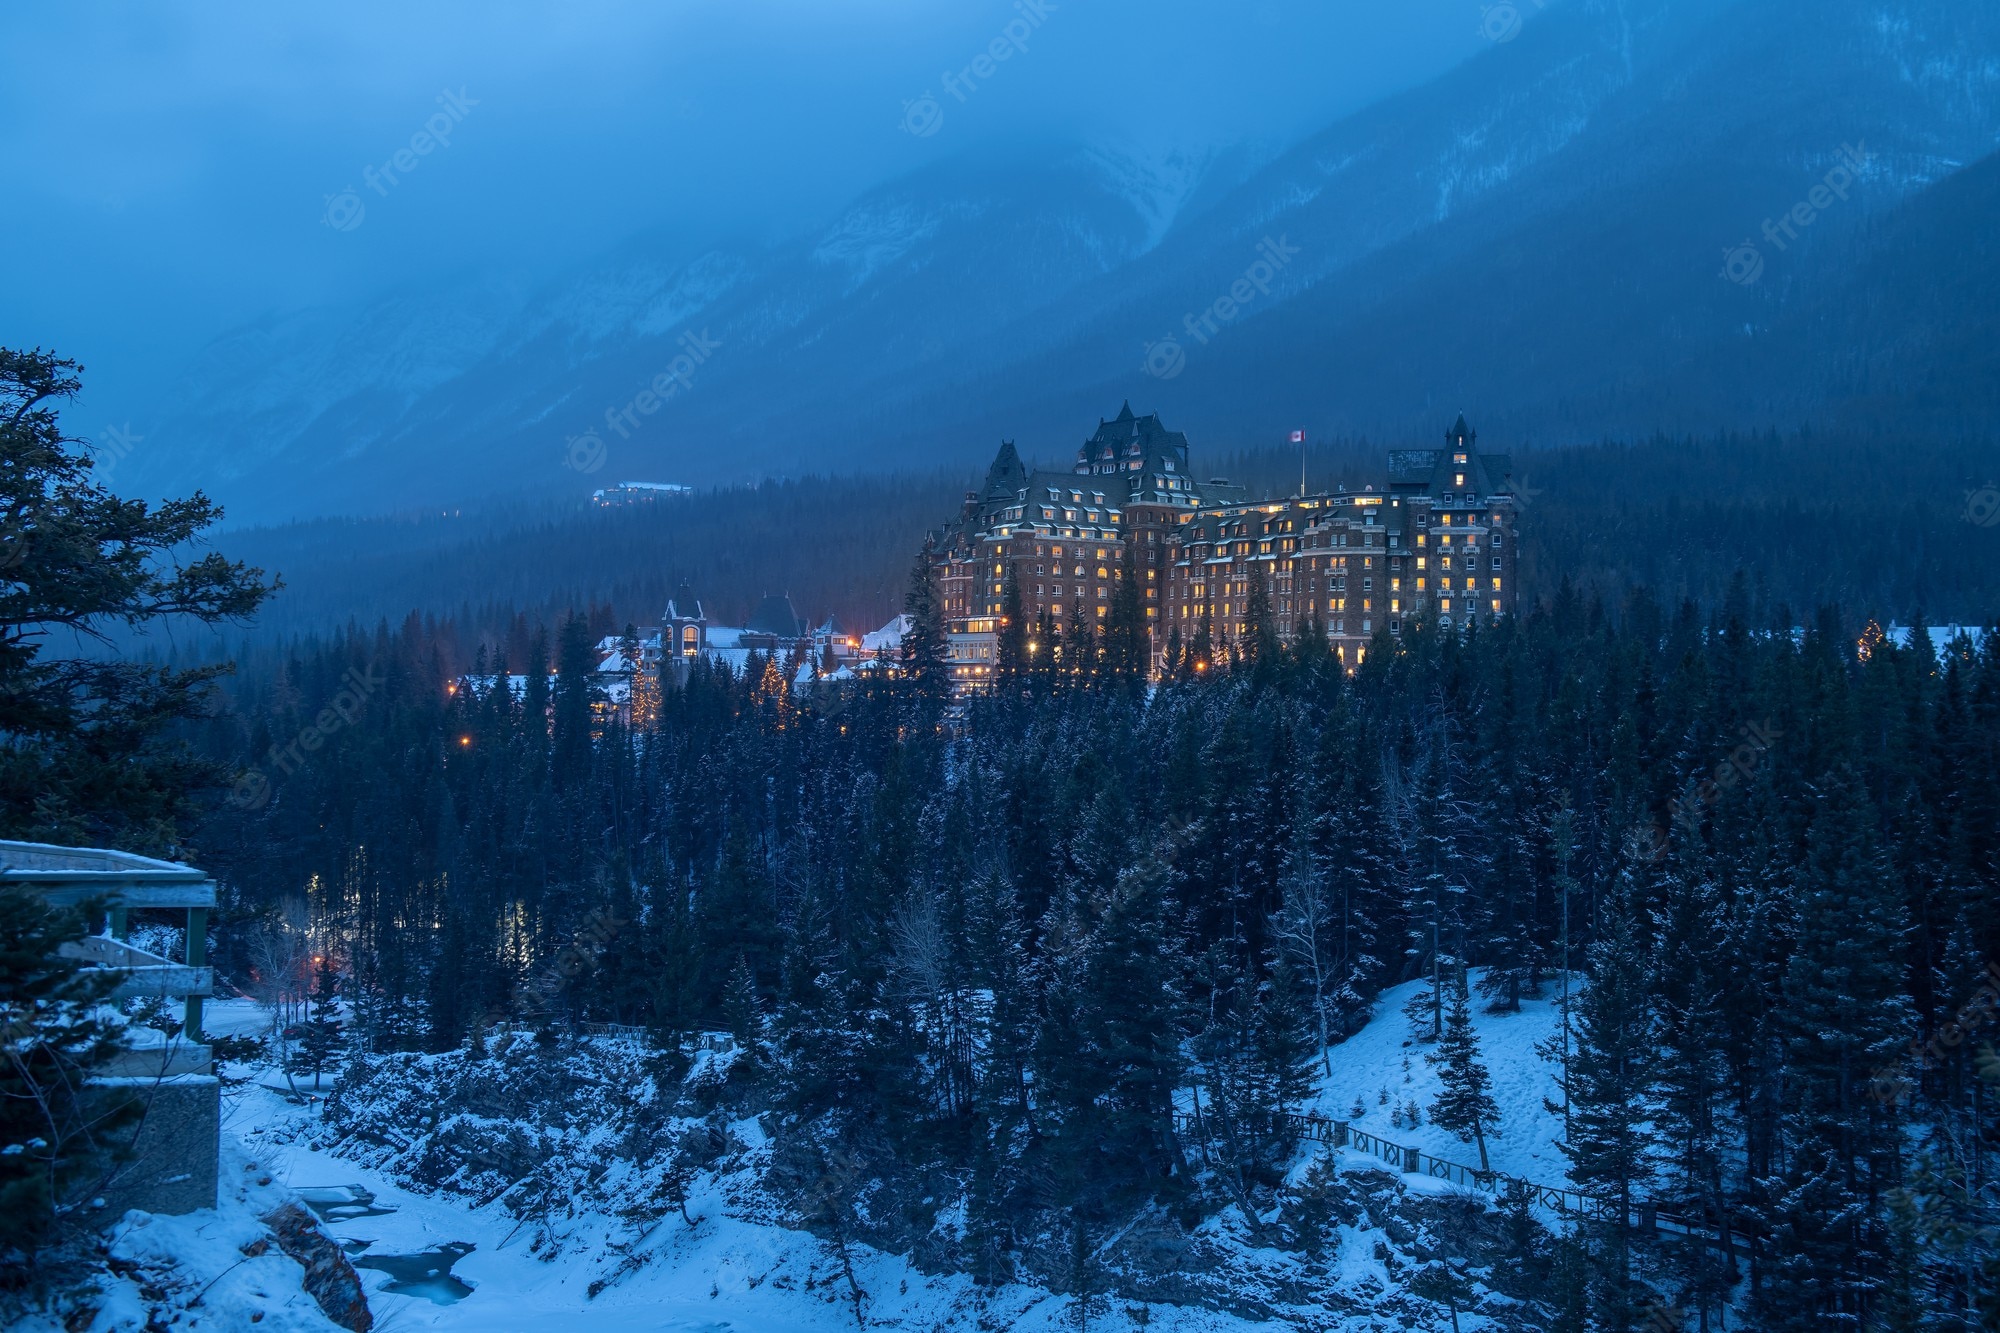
[1174,1109,1742,1247]
[4,838,218,1042]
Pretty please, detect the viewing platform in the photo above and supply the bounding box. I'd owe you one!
[2,839,221,1215]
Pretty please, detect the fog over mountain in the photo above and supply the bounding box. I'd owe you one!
[9,0,1999,524]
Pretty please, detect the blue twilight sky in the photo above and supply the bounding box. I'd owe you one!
[0,0,1488,423]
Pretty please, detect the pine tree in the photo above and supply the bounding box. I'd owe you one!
[996,569,1029,687]
[292,955,344,1090]
[728,948,764,1072]
[1556,881,1655,1331]
[0,887,139,1263]
[1189,612,1214,678]
[551,610,599,785]
[1427,964,1500,1171]
[0,348,274,849]
[1649,811,1735,1324]
[1102,546,1147,688]
[901,549,949,715]
[1756,770,1915,1330]
[1241,567,1279,671]
[1035,846,1185,1217]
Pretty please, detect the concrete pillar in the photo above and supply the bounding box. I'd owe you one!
[183,905,207,1039]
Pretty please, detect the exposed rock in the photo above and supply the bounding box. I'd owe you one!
[260,1202,373,1331]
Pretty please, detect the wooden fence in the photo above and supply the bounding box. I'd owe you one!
[1174,1110,1744,1251]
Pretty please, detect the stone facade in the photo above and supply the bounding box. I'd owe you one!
[931,409,1519,688]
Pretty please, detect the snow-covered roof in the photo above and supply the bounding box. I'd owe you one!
[860,614,911,653]
[1887,624,1990,653]
[460,673,531,701]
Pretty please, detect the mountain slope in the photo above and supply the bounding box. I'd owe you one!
[120,0,2000,523]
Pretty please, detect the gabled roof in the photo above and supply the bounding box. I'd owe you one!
[666,581,704,623]
[981,440,1029,501]
[747,594,804,638]
[1388,419,1514,498]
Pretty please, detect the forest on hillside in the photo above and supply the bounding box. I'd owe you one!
[175,425,2000,665]
[176,579,2000,1332]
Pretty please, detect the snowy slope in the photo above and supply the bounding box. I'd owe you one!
[1308,970,1577,1188]
[121,0,2000,524]
[227,1082,1275,1333]
[16,1139,358,1333]
[212,1002,1586,1332]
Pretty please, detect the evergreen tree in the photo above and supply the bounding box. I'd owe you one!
[901,549,949,715]
[551,610,599,785]
[1242,567,1280,674]
[1427,964,1500,1171]
[1556,881,1655,1331]
[1188,612,1214,677]
[724,953,765,1074]
[1101,546,1147,688]
[0,348,273,847]
[292,955,344,1090]
[996,569,1028,687]
[1756,770,1915,1330]
[1649,812,1735,1324]
[0,887,138,1267]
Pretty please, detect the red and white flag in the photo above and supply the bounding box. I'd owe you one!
[1289,429,1306,443]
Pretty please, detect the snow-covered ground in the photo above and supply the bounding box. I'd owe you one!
[17,1138,356,1333]
[225,1081,1273,1333]
[1306,970,1577,1188]
[41,978,1582,1332]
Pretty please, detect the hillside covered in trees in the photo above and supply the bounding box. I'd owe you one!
[186,582,2000,1330]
